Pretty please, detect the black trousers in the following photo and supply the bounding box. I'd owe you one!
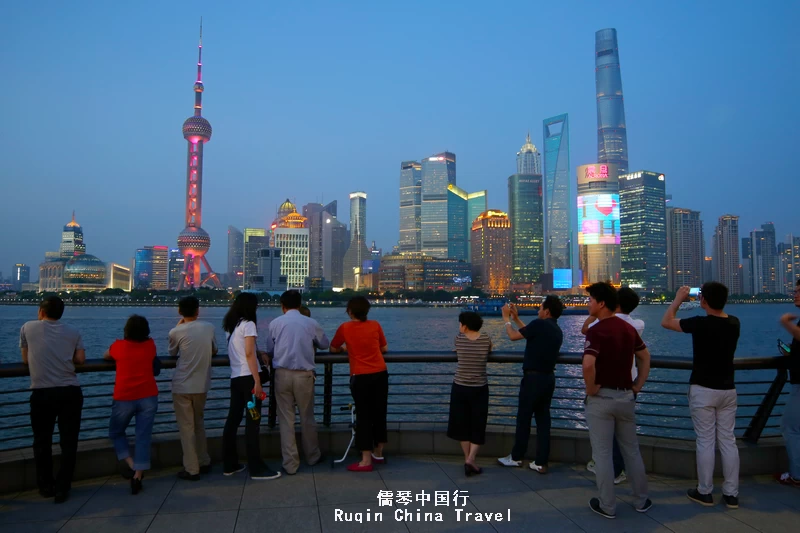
[447,383,489,445]
[350,371,389,452]
[222,375,264,474]
[512,373,555,465]
[30,386,84,492]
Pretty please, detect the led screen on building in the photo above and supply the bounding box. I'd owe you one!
[577,194,620,245]
[553,269,573,289]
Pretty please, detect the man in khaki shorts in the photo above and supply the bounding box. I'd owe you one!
[169,296,217,480]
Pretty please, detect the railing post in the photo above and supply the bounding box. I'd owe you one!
[267,368,277,429]
[743,367,788,443]
[323,362,333,427]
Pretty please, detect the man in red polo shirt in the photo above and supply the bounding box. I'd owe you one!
[583,282,652,519]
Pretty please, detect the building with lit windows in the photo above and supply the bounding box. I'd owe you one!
[595,28,629,175]
[778,240,795,295]
[421,152,456,258]
[517,133,542,175]
[250,247,286,292]
[107,263,132,291]
[343,192,370,289]
[399,161,422,252]
[508,173,544,284]
[577,163,621,285]
[470,210,512,294]
[322,210,348,288]
[619,171,667,292]
[227,226,244,290]
[133,246,168,290]
[665,207,704,291]
[377,252,432,293]
[447,185,487,262]
[62,254,107,292]
[60,212,85,258]
[272,200,310,290]
[243,228,268,289]
[543,115,571,272]
[12,264,30,291]
[168,248,184,290]
[423,259,472,292]
[748,222,779,295]
[714,215,741,294]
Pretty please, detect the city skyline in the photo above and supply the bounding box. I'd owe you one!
[2,2,799,274]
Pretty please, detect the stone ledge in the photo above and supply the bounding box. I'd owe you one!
[0,425,788,494]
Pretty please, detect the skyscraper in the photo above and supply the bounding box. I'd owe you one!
[748,222,779,294]
[595,28,629,174]
[322,211,349,288]
[303,203,326,278]
[470,210,512,295]
[272,200,310,289]
[714,215,741,294]
[508,174,544,284]
[343,192,370,289]
[421,152,456,258]
[741,237,753,296]
[619,171,667,291]
[168,248,184,290]
[243,228,267,289]
[778,240,794,295]
[134,247,154,289]
[447,185,487,262]
[12,264,30,291]
[60,211,85,258]
[665,207,704,291]
[176,22,220,289]
[543,115,571,272]
[399,161,422,252]
[577,163,621,285]
[227,226,244,289]
[517,133,542,175]
[133,246,167,290]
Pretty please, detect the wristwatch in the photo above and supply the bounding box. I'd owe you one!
[504,321,512,327]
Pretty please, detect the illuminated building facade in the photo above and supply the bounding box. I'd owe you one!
[665,207,704,291]
[243,228,267,289]
[272,200,309,290]
[399,161,422,252]
[168,248,184,290]
[423,259,472,292]
[343,192,370,289]
[60,212,85,258]
[543,115,571,272]
[577,163,621,285]
[133,246,168,290]
[107,263,132,291]
[619,170,667,291]
[596,28,629,175]
[508,173,544,284]
[12,264,30,291]
[447,185,487,262]
[517,133,541,175]
[421,152,456,258]
[62,254,107,291]
[176,23,220,289]
[377,252,432,293]
[470,210,512,294]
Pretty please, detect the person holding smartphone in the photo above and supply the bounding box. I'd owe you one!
[777,279,800,487]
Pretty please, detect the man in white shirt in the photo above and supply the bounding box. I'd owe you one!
[581,287,644,484]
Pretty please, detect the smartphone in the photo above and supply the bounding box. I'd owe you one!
[778,339,792,354]
[689,287,701,297]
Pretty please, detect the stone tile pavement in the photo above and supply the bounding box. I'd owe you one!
[1,455,798,532]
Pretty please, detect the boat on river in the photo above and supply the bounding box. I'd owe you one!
[461,299,589,316]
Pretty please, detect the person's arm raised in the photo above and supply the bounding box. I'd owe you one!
[661,286,690,332]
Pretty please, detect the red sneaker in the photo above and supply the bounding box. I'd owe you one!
[371,453,386,464]
[775,472,800,487]
[347,462,374,472]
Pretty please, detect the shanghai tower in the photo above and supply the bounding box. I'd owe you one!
[176,21,220,289]
[595,28,629,174]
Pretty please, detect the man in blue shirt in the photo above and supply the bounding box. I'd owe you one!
[266,290,329,475]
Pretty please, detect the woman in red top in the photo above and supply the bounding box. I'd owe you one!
[103,315,160,495]
[330,296,388,472]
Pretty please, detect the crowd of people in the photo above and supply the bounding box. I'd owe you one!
[17,280,800,518]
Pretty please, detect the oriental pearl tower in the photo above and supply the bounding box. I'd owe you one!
[177,20,220,289]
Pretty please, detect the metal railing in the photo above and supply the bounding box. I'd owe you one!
[0,352,790,451]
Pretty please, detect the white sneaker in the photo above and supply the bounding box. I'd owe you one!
[497,454,521,467]
[529,462,547,474]
[614,471,627,485]
[586,460,596,474]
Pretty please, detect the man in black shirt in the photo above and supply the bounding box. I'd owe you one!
[497,296,563,474]
[662,283,740,509]
[777,279,800,486]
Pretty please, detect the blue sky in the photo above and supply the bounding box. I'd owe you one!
[2,0,798,276]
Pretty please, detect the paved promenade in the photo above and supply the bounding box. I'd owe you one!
[1,454,798,533]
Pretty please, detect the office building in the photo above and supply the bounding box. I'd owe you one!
[272,200,310,290]
[377,252,432,293]
[421,152,456,258]
[703,256,713,283]
[517,132,542,175]
[595,28,629,174]
[250,247,286,292]
[227,226,244,290]
[447,184,487,262]
[303,202,325,278]
[168,248,184,290]
[107,263,132,291]
[577,163,621,285]
[508,173,544,284]
[748,222,779,295]
[778,240,794,295]
[343,192,370,289]
[665,207,704,291]
[543,114,571,272]
[322,209,348,288]
[133,246,168,290]
[12,264,30,291]
[243,228,267,289]
[619,171,667,291]
[423,259,472,292]
[741,237,753,296]
[399,161,422,252]
[60,211,85,258]
[714,215,741,294]
[470,210,512,294]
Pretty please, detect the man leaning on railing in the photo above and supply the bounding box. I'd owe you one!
[776,278,800,487]
[19,295,85,504]
[661,283,741,509]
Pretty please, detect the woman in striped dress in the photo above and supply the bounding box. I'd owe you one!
[447,311,492,476]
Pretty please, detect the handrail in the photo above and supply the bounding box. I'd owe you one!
[0,351,788,378]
